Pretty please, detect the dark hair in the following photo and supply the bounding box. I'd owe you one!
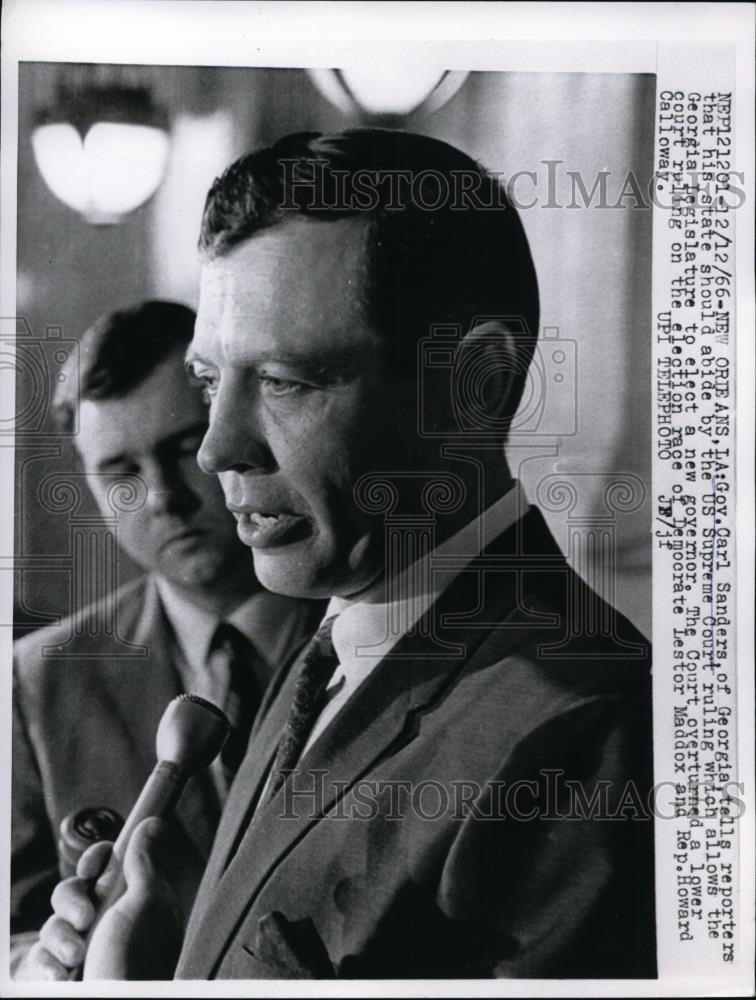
[53,299,196,432]
[199,128,540,420]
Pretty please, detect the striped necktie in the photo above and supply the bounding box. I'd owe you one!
[261,617,339,806]
[209,623,263,787]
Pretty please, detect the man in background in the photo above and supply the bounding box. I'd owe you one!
[36,132,655,980]
[11,300,322,979]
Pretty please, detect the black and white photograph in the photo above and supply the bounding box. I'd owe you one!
[1,2,753,995]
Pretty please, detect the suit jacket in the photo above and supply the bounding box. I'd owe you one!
[176,508,656,980]
[11,574,319,971]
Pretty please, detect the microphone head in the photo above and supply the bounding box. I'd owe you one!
[155,694,230,774]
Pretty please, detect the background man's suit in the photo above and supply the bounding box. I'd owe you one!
[176,508,656,980]
[11,574,317,967]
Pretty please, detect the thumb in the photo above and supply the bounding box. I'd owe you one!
[83,817,182,980]
[120,817,173,903]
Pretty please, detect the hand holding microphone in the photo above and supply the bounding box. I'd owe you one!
[22,694,228,981]
[85,693,228,926]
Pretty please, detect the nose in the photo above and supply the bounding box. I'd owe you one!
[142,458,193,517]
[197,380,273,476]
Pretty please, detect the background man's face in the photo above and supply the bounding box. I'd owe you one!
[190,217,420,600]
[76,347,251,590]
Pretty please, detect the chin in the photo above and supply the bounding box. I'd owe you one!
[251,551,324,599]
[160,553,226,590]
[251,545,379,601]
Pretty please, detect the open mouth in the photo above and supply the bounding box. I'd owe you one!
[235,511,310,549]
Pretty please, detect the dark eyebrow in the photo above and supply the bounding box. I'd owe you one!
[186,340,378,386]
[254,346,369,378]
[205,349,369,384]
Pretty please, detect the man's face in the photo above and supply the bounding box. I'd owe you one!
[189,217,420,600]
[76,347,251,590]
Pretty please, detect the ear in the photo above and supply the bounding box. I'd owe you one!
[454,320,518,424]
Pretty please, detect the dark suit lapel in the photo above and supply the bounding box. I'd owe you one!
[180,509,566,978]
[180,642,465,977]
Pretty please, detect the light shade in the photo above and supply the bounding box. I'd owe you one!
[309,66,469,118]
[32,85,170,224]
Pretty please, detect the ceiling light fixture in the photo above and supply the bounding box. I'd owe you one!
[32,84,170,225]
[308,66,469,120]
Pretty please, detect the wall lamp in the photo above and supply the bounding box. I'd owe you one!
[308,65,469,121]
[32,83,170,225]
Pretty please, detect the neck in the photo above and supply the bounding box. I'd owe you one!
[343,464,515,603]
[433,464,515,549]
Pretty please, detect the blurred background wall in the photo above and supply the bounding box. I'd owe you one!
[13,63,655,637]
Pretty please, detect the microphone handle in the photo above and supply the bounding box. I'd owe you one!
[84,761,185,943]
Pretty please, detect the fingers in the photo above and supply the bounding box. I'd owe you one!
[82,818,182,981]
[76,840,113,880]
[77,840,124,907]
[16,860,107,981]
[50,876,96,933]
[121,817,172,901]
[38,914,87,968]
[26,824,178,983]
[16,940,74,982]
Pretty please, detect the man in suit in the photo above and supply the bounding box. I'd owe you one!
[39,131,656,980]
[11,300,322,979]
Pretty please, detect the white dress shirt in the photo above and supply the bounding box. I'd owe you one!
[302,480,530,756]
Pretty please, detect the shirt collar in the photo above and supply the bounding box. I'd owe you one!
[324,480,529,693]
[155,578,313,682]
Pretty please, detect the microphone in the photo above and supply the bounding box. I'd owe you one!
[86,694,229,935]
